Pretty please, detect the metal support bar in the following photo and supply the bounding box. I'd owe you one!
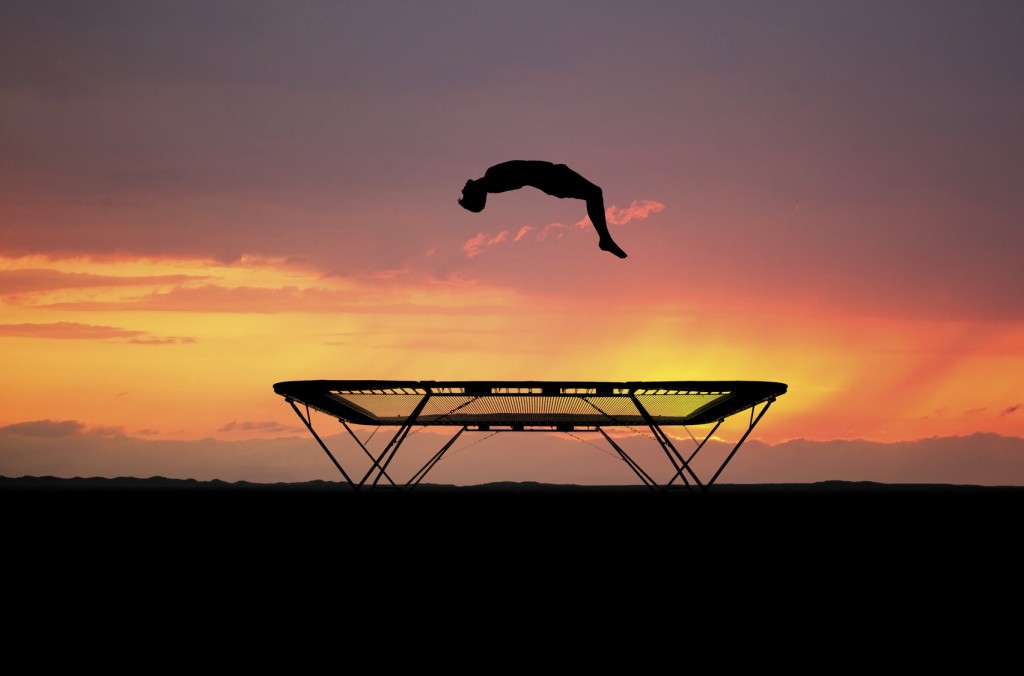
[358,392,431,489]
[708,398,775,487]
[597,427,658,492]
[406,426,467,490]
[650,422,694,489]
[342,422,397,488]
[631,393,703,490]
[287,399,356,488]
[283,389,782,493]
[666,419,723,488]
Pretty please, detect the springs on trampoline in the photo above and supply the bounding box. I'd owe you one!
[442,430,499,459]
[566,431,621,460]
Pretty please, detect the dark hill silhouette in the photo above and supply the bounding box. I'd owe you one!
[6,474,1019,581]
[4,474,1023,495]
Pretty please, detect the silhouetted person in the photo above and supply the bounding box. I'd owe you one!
[458,160,628,259]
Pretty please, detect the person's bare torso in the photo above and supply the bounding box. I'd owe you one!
[483,160,590,199]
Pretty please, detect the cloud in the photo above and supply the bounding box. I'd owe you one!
[537,222,568,240]
[719,433,1024,487]
[127,337,197,345]
[462,233,488,258]
[3,427,1024,486]
[220,420,299,433]
[0,322,195,343]
[460,200,665,257]
[606,200,666,226]
[2,255,507,315]
[0,322,144,340]
[0,420,86,437]
[1003,404,1022,416]
[0,269,206,296]
[0,425,332,484]
[463,231,512,258]
[35,285,290,311]
[461,220,567,255]
[575,199,666,229]
[89,425,126,437]
[35,283,502,316]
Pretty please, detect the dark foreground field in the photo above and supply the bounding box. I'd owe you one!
[5,475,1020,616]
[4,473,1019,524]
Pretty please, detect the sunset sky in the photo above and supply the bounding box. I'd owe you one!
[2,1,1023,486]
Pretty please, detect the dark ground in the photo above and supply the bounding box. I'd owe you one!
[8,474,1024,493]
[6,475,1021,545]
[6,475,1020,637]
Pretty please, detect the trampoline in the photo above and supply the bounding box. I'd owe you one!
[273,379,788,492]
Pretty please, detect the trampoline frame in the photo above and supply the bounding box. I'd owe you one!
[273,379,787,493]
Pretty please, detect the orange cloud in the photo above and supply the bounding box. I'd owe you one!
[462,200,665,257]
[463,233,488,258]
[0,322,195,343]
[0,419,85,437]
[127,336,197,345]
[607,199,666,225]
[3,423,1024,486]
[36,286,338,312]
[463,230,514,257]
[538,222,568,240]
[575,199,667,228]
[219,420,300,434]
[33,284,506,316]
[0,269,206,296]
[89,425,126,437]
[1,255,514,317]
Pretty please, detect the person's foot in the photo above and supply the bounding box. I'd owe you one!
[600,239,628,259]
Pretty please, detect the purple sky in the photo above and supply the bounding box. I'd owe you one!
[3,1,1023,317]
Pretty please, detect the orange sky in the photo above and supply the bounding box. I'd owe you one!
[3,251,1021,447]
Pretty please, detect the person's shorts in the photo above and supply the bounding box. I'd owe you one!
[545,164,593,199]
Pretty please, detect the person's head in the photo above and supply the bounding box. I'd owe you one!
[458,179,486,213]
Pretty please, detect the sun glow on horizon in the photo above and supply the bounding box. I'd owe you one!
[2,249,1023,451]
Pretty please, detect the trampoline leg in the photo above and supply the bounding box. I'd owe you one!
[598,427,659,492]
[666,419,723,489]
[631,394,703,491]
[406,426,467,490]
[358,393,431,490]
[707,398,775,487]
[288,399,357,489]
[342,422,398,488]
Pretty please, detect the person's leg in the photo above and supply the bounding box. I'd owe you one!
[584,186,627,259]
[548,166,628,259]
